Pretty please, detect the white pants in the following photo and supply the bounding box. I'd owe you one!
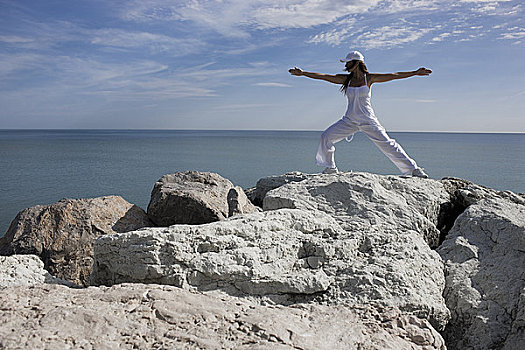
[316,118,418,174]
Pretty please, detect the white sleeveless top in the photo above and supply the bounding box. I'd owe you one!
[343,74,376,121]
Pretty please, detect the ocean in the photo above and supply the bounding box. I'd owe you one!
[1,129,524,236]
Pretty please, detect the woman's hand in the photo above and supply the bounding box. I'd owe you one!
[289,67,304,76]
[415,67,432,76]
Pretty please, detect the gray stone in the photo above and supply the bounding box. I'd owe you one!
[91,209,342,297]
[438,197,525,350]
[0,283,446,350]
[147,171,259,226]
[0,255,75,288]
[264,172,450,248]
[0,196,152,286]
[92,206,450,330]
[247,171,313,207]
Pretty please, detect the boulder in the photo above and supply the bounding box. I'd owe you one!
[91,207,450,330]
[91,209,343,295]
[147,171,259,226]
[264,172,450,248]
[0,255,73,288]
[0,196,152,286]
[0,283,446,349]
[438,197,525,350]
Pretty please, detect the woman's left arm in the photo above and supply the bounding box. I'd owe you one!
[369,67,432,84]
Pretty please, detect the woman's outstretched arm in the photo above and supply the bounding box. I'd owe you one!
[369,67,432,84]
[289,67,346,84]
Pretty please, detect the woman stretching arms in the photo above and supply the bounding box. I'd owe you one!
[289,51,431,178]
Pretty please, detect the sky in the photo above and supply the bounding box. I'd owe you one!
[0,0,524,132]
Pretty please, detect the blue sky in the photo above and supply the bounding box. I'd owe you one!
[1,0,524,132]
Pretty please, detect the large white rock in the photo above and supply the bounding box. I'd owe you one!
[260,172,451,329]
[438,197,525,350]
[92,209,344,296]
[264,172,450,248]
[0,255,73,288]
[92,207,450,330]
[0,283,446,350]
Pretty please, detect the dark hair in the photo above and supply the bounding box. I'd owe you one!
[340,60,369,94]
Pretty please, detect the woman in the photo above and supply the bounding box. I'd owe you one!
[289,51,431,178]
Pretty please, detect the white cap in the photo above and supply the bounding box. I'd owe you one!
[340,51,364,63]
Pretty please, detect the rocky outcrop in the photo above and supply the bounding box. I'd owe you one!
[438,197,525,350]
[0,283,446,349]
[147,171,259,226]
[92,206,450,330]
[3,169,523,350]
[0,255,73,288]
[0,196,152,286]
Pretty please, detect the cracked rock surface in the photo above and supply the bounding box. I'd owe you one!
[261,172,451,329]
[92,209,345,298]
[438,197,525,350]
[264,172,449,248]
[0,283,446,350]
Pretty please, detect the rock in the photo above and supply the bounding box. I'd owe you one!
[264,172,450,249]
[0,283,446,349]
[0,196,152,286]
[147,171,259,226]
[259,172,452,329]
[441,177,525,207]
[0,255,73,288]
[438,197,525,350]
[247,171,313,207]
[91,207,450,330]
[91,209,343,296]
[437,178,525,245]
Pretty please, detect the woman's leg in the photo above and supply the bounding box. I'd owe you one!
[360,122,418,174]
[316,119,359,168]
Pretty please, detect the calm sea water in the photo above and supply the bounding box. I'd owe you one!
[1,129,524,236]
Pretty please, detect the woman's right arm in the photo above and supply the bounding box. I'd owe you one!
[289,67,346,84]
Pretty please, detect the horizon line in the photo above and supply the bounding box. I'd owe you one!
[1,128,524,134]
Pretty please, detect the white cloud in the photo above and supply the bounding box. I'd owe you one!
[0,35,35,43]
[120,0,380,36]
[307,0,522,48]
[355,25,433,49]
[90,29,202,55]
[179,64,276,83]
[0,52,220,100]
[499,27,525,39]
[432,32,452,42]
[375,0,441,13]
[253,82,292,87]
[212,103,270,110]
[252,0,377,29]
[307,18,357,45]
[0,53,45,76]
